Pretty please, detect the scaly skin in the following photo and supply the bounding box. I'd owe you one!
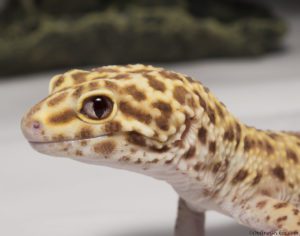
[21,64,300,235]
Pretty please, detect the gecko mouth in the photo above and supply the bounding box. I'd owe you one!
[28,133,114,158]
[28,133,110,145]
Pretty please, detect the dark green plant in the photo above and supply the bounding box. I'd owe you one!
[0,0,287,76]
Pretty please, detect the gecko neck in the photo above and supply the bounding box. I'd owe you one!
[158,115,240,207]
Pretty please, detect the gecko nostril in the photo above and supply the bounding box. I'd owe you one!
[32,121,41,130]
[21,119,44,141]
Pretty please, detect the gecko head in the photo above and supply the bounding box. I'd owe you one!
[21,64,200,167]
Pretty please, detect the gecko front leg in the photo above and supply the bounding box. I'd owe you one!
[231,195,300,235]
[175,198,205,236]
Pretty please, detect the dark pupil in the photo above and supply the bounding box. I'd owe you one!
[93,96,109,118]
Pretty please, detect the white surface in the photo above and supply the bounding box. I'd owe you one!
[1,4,300,236]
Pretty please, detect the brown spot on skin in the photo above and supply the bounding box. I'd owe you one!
[79,127,92,139]
[127,132,146,146]
[195,92,207,111]
[224,127,234,141]
[272,165,285,181]
[48,109,76,124]
[93,140,116,155]
[53,76,64,89]
[293,209,299,215]
[268,132,280,140]
[235,122,242,150]
[211,189,220,199]
[81,140,87,147]
[261,189,272,196]
[145,74,166,92]
[198,127,207,144]
[155,116,169,131]
[266,216,270,221]
[252,172,262,185]
[75,150,83,156]
[209,141,216,155]
[165,159,173,164]
[149,145,170,153]
[207,106,216,124]
[257,140,264,149]
[289,183,294,188]
[92,75,107,80]
[152,101,172,117]
[204,86,210,93]
[225,158,230,167]
[92,67,118,73]
[256,200,267,209]
[187,97,197,109]
[244,136,252,152]
[184,146,196,159]
[194,162,203,171]
[47,92,68,106]
[135,159,142,164]
[174,140,183,148]
[232,169,248,184]
[265,141,274,155]
[72,72,88,84]
[216,104,225,118]
[150,159,159,164]
[159,70,183,82]
[27,103,42,117]
[120,156,130,162]
[104,81,119,90]
[119,102,152,124]
[130,69,153,74]
[113,74,129,80]
[273,202,288,209]
[212,162,221,173]
[286,149,298,163]
[52,134,65,142]
[185,76,194,83]
[220,101,226,108]
[173,86,188,104]
[218,172,227,184]
[88,81,98,90]
[72,86,84,98]
[202,188,211,197]
[125,85,146,101]
[105,121,122,133]
[277,216,288,222]
[181,117,192,140]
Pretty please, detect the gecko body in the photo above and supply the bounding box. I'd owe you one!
[21,64,300,235]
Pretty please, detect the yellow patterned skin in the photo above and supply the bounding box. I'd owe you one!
[21,65,300,235]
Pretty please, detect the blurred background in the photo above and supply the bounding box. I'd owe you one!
[0,0,299,235]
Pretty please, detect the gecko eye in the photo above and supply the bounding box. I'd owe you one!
[80,96,113,120]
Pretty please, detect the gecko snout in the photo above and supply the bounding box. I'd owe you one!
[21,116,46,143]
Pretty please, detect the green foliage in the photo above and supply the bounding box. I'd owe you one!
[0,1,287,76]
